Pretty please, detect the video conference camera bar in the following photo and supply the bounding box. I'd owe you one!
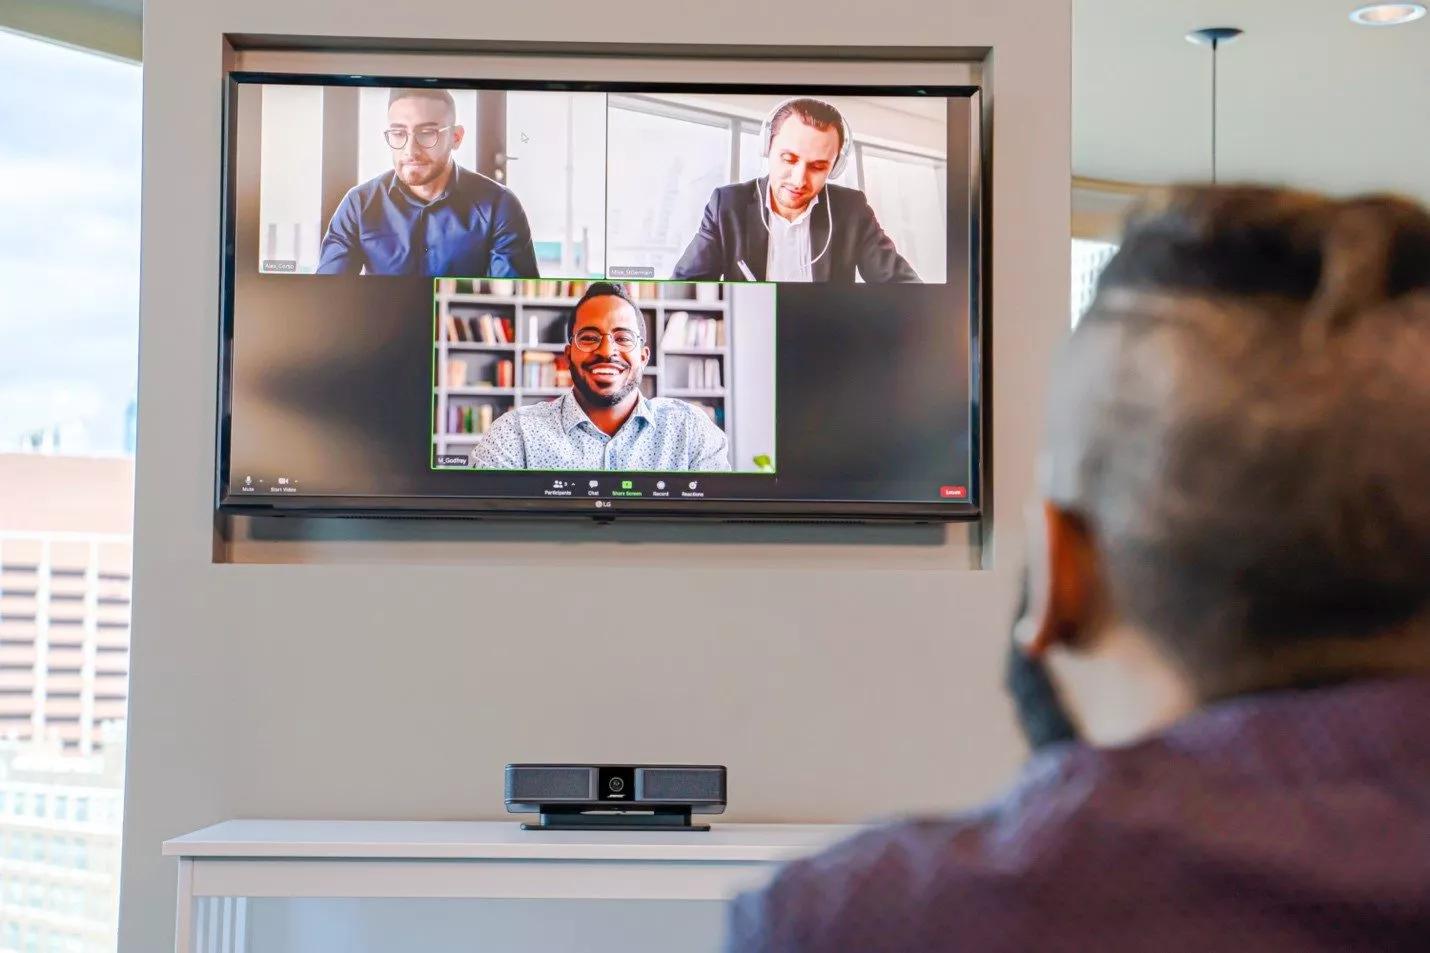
[504,764,727,832]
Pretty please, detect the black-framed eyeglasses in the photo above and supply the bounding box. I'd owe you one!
[572,329,643,353]
[383,125,456,150]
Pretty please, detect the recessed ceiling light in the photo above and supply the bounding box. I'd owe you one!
[1349,3,1427,26]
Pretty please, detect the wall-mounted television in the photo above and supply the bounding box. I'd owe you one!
[218,72,983,521]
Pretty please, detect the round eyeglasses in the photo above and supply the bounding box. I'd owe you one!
[383,125,456,150]
[572,329,643,353]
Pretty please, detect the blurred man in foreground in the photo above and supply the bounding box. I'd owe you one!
[727,186,1430,952]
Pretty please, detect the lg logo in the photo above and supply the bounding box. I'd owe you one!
[594,500,612,509]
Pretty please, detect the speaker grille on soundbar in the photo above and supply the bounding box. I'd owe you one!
[506,766,592,801]
[637,768,723,802]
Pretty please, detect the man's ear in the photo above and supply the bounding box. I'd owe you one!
[1018,501,1101,659]
[450,124,466,150]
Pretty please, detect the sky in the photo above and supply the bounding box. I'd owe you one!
[0,30,141,456]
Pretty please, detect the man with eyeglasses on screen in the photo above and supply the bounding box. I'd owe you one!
[470,283,731,471]
[316,88,540,277]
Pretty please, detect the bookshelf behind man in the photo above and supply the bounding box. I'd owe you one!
[432,279,734,465]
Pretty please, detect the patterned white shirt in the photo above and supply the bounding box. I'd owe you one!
[469,391,732,471]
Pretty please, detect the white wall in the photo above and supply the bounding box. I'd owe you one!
[730,284,777,470]
[1074,0,1430,204]
[258,85,323,270]
[645,92,950,157]
[124,6,1071,952]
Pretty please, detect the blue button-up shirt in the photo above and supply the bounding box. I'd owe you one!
[315,163,539,277]
[469,392,732,471]
[727,675,1430,953]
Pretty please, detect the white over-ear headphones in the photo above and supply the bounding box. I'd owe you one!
[758,97,853,180]
[754,97,850,272]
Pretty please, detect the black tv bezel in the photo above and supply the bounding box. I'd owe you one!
[216,71,986,523]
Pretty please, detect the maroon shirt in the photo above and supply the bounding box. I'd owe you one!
[727,676,1430,952]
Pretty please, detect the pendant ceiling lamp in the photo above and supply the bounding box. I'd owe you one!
[1186,27,1244,183]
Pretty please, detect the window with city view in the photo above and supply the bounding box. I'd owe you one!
[0,28,140,953]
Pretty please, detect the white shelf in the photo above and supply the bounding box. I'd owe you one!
[446,342,518,351]
[662,389,727,399]
[440,388,517,397]
[443,293,516,304]
[166,818,858,950]
[163,819,856,863]
[443,293,724,311]
[662,347,728,355]
[657,299,728,310]
[469,294,592,306]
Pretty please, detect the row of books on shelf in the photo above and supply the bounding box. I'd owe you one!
[444,354,576,390]
[683,358,723,390]
[444,312,723,353]
[435,278,726,303]
[444,358,514,389]
[521,351,573,389]
[627,282,724,303]
[445,403,494,436]
[443,312,516,344]
[662,312,725,349]
[525,279,596,298]
[444,312,575,347]
[438,278,502,296]
[437,278,600,299]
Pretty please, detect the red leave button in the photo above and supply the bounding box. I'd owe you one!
[940,485,968,499]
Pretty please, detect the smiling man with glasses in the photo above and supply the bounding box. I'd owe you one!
[470,282,731,471]
[316,88,540,277]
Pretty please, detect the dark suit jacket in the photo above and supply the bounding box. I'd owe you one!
[671,178,920,283]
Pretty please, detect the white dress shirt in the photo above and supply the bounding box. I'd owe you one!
[764,191,820,282]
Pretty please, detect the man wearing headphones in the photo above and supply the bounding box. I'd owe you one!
[671,97,920,283]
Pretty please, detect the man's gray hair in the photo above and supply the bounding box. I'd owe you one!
[1044,186,1430,685]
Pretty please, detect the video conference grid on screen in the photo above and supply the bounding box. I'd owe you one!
[255,85,949,284]
[223,77,979,517]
